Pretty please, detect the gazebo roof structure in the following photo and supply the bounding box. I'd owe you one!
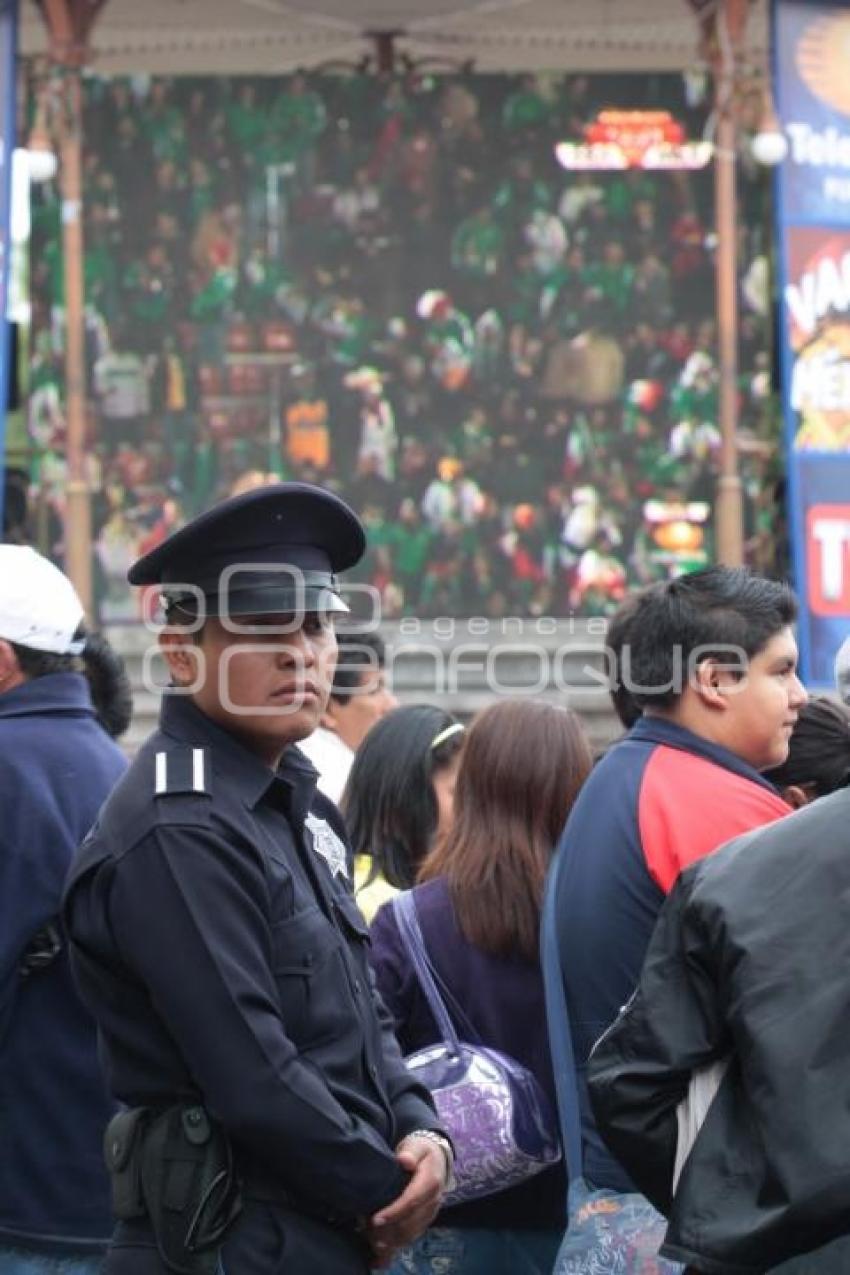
[19,0,768,75]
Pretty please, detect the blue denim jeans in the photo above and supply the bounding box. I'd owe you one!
[0,1252,103,1275]
[387,1227,561,1275]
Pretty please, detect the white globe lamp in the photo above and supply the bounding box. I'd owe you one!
[26,114,58,184]
[751,127,788,167]
[751,89,788,167]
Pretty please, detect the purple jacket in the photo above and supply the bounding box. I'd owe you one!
[369,875,566,1230]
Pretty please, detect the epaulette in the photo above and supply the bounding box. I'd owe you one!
[154,747,211,797]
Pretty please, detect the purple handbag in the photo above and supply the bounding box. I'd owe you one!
[392,891,561,1206]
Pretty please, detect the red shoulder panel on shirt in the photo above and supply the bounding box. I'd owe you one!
[638,746,790,894]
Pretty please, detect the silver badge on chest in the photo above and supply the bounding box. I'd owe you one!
[305,814,349,880]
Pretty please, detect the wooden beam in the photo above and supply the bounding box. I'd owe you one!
[31,0,108,612]
[36,0,108,66]
[78,0,108,46]
[686,0,753,67]
[40,0,74,49]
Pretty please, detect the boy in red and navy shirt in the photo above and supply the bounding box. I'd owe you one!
[549,567,806,1193]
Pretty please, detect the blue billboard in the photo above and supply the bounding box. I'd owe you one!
[774,0,850,685]
[0,0,17,538]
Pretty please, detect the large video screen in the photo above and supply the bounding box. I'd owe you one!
[27,71,776,621]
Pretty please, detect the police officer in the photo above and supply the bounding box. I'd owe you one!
[63,484,452,1275]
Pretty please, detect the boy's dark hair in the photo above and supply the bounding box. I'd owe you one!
[623,567,798,710]
[330,630,386,705]
[11,628,133,740]
[606,592,644,729]
[764,696,850,798]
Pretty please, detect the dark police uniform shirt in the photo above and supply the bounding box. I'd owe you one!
[63,694,442,1226]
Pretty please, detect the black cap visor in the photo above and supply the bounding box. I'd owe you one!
[163,569,350,620]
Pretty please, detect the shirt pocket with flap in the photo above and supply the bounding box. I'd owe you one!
[269,904,342,1045]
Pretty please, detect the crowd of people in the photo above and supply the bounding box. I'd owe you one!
[26,68,781,622]
[4,478,850,1275]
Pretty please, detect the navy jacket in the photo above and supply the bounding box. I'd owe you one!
[63,695,442,1266]
[370,876,566,1231]
[550,716,789,1193]
[0,673,126,1253]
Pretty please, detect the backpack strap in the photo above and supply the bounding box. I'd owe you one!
[541,848,583,1184]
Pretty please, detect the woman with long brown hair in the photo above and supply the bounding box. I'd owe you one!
[369,699,592,1275]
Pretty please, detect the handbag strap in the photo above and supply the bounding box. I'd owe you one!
[392,891,462,1056]
[541,848,583,1184]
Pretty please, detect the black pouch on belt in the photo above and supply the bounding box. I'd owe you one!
[105,1105,242,1275]
[104,1108,149,1220]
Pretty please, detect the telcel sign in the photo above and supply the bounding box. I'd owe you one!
[555,110,713,171]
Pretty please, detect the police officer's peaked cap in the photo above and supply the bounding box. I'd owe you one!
[128,483,365,617]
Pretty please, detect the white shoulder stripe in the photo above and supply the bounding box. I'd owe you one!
[155,752,167,795]
[192,748,205,793]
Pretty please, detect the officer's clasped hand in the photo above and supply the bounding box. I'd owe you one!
[365,1136,447,1269]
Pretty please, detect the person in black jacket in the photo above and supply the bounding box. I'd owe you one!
[63,483,452,1275]
[587,696,850,1274]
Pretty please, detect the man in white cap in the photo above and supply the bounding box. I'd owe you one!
[0,546,129,1272]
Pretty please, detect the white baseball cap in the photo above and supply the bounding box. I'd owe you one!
[0,545,86,655]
